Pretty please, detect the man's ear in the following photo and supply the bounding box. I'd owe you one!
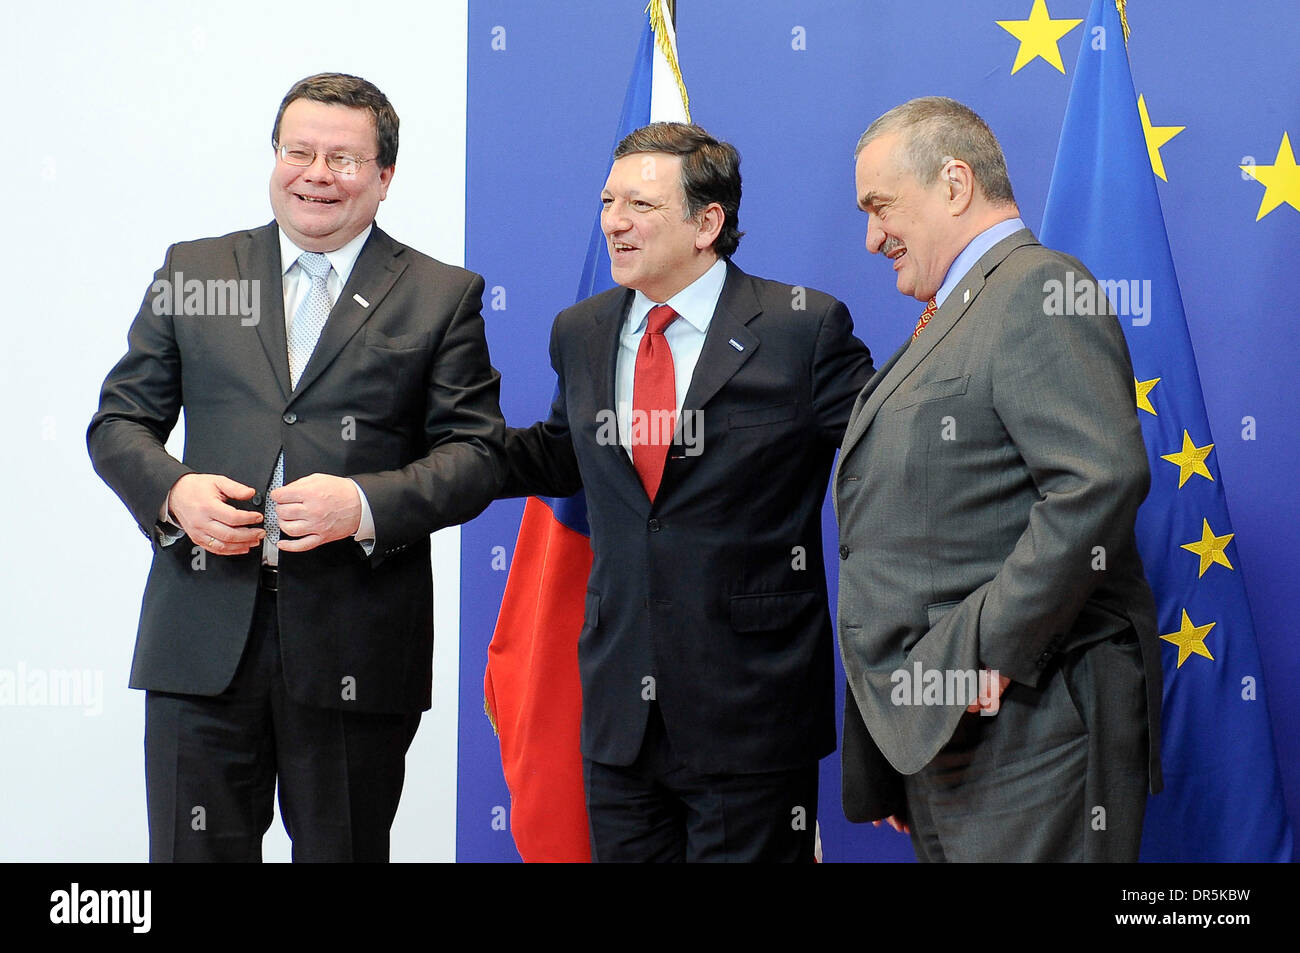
[378,163,395,201]
[942,159,975,215]
[695,202,725,251]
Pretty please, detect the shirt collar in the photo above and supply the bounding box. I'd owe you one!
[278,223,374,286]
[934,217,1025,309]
[627,257,728,334]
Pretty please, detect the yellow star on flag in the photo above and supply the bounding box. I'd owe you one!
[1135,376,1160,415]
[996,0,1083,74]
[1242,131,1300,220]
[1160,609,1216,668]
[1180,518,1235,578]
[1138,95,1184,182]
[1160,430,1215,488]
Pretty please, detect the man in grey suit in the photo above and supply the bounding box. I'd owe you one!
[88,73,506,861]
[835,97,1162,861]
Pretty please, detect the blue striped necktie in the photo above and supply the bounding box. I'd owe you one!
[265,251,333,550]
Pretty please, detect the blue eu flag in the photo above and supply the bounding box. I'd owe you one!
[1040,0,1292,861]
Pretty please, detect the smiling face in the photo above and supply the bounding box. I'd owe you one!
[601,153,718,303]
[854,132,962,303]
[270,98,393,252]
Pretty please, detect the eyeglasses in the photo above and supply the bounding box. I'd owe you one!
[274,143,375,175]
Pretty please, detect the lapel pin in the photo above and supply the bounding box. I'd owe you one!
[962,289,971,304]
[353,293,370,308]
[728,338,744,352]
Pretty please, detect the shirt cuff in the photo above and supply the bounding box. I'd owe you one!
[156,488,185,547]
[352,479,376,556]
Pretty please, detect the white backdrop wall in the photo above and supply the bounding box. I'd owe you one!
[0,1,470,861]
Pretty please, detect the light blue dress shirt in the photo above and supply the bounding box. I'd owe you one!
[614,256,728,459]
[934,217,1026,309]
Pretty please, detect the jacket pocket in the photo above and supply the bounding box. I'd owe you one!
[926,600,961,628]
[894,375,969,410]
[364,327,427,351]
[728,401,797,429]
[902,600,962,652]
[731,590,817,632]
[1053,599,1136,655]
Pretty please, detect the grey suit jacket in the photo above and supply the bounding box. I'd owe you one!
[88,222,506,713]
[833,228,1162,821]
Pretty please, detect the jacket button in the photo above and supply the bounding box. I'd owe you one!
[648,518,660,532]
[251,493,262,505]
[283,412,297,424]
[1037,651,1053,669]
[839,545,850,560]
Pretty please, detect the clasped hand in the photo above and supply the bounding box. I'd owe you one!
[168,472,360,555]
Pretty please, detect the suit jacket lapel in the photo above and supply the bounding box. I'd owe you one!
[290,225,406,401]
[680,262,759,414]
[833,340,907,513]
[240,223,291,401]
[587,287,642,484]
[838,275,984,460]
[588,287,629,423]
[591,263,760,506]
[839,228,1038,461]
[584,285,681,513]
[646,263,759,505]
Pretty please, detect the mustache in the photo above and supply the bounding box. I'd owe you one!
[882,237,904,256]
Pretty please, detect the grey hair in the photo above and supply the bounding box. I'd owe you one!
[855,97,1016,206]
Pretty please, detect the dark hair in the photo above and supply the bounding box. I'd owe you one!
[271,72,399,169]
[613,122,744,258]
[855,97,1016,207]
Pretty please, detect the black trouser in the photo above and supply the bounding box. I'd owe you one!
[583,703,819,863]
[144,586,420,862]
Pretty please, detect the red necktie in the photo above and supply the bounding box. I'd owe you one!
[632,304,679,500]
[911,298,938,341]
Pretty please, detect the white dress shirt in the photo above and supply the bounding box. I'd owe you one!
[160,226,378,559]
[269,226,376,562]
[614,256,727,459]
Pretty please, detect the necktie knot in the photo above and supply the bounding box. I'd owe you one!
[646,304,678,336]
[297,251,332,281]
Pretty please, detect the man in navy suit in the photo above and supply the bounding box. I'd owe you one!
[89,73,506,861]
[503,123,874,861]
